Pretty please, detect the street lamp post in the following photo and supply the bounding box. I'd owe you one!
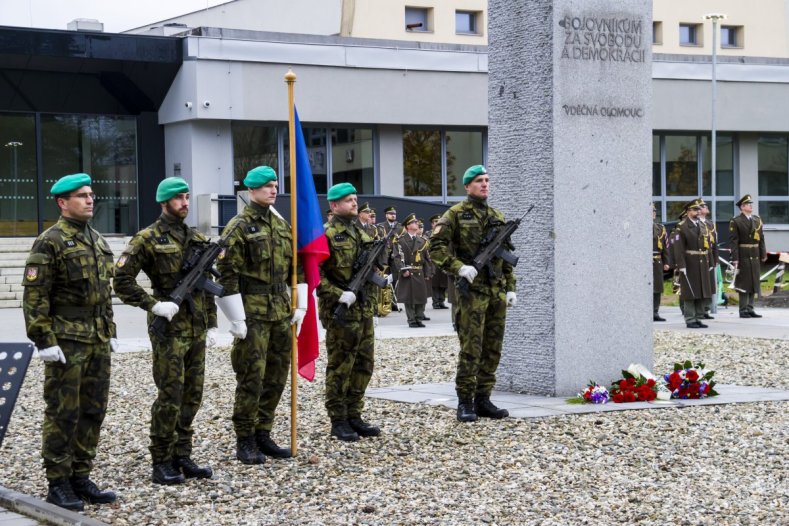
[704,13,726,313]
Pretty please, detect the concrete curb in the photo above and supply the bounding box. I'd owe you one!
[0,486,109,526]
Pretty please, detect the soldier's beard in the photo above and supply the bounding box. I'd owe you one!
[164,202,188,220]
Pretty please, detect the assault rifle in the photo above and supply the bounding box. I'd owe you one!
[149,224,238,339]
[333,227,396,323]
[456,205,533,297]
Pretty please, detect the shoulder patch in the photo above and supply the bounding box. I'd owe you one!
[334,233,348,242]
[25,266,39,282]
[116,255,128,268]
[64,239,76,248]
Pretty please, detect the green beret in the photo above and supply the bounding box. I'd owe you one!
[156,177,190,203]
[463,165,487,185]
[326,182,357,202]
[51,173,92,196]
[244,166,277,189]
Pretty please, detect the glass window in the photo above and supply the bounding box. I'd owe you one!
[284,127,327,194]
[716,201,734,222]
[403,129,441,196]
[680,24,699,45]
[652,135,661,197]
[331,127,374,194]
[758,136,788,196]
[666,201,687,222]
[0,114,37,236]
[701,134,734,197]
[653,21,663,45]
[405,7,429,32]
[41,115,138,235]
[761,201,789,223]
[721,26,741,48]
[665,136,698,196]
[231,123,278,193]
[446,130,483,197]
[456,11,479,34]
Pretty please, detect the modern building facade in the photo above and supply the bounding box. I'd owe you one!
[3,0,789,249]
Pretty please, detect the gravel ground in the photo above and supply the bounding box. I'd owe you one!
[1,331,787,526]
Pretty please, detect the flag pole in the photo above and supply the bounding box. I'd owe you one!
[285,68,298,456]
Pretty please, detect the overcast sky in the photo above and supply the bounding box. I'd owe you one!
[0,0,230,33]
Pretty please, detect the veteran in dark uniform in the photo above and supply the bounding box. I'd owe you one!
[698,200,719,318]
[376,206,404,311]
[729,194,767,318]
[22,173,117,511]
[318,183,383,442]
[215,166,304,464]
[426,214,450,309]
[674,199,713,328]
[429,165,516,423]
[393,213,430,327]
[113,177,217,485]
[652,203,670,321]
[357,202,379,239]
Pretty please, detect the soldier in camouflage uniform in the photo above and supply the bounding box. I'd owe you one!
[730,194,767,318]
[113,177,218,485]
[215,166,305,464]
[429,165,516,423]
[318,183,387,441]
[22,173,117,511]
[425,214,450,309]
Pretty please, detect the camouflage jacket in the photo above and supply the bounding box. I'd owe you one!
[113,214,217,335]
[317,215,377,323]
[216,202,302,321]
[22,217,116,348]
[429,197,516,292]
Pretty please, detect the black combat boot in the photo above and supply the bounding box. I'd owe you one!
[70,476,117,504]
[475,396,509,419]
[152,462,186,485]
[46,479,84,511]
[456,399,477,422]
[236,435,266,465]
[173,456,213,479]
[255,430,292,459]
[330,420,360,442]
[348,417,381,437]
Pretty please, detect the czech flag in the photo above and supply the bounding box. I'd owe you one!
[294,107,330,381]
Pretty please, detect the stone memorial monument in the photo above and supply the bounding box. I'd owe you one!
[488,0,653,396]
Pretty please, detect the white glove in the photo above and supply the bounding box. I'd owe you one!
[152,301,179,321]
[506,291,517,308]
[338,291,356,307]
[373,316,379,328]
[206,328,219,348]
[110,338,120,353]
[458,265,478,284]
[291,309,306,336]
[679,268,687,275]
[384,274,393,285]
[38,345,66,364]
[229,321,248,340]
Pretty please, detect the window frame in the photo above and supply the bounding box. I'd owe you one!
[652,21,663,45]
[679,23,701,46]
[652,132,737,223]
[720,25,743,49]
[455,10,480,35]
[757,135,789,225]
[405,6,431,33]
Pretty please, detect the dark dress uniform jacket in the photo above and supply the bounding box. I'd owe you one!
[729,213,766,293]
[113,214,217,335]
[704,218,719,294]
[652,223,669,294]
[673,219,712,301]
[23,217,116,348]
[393,233,429,304]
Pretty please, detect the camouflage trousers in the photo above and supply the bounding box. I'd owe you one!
[42,339,110,481]
[230,317,291,437]
[149,334,205,463]
[454,287,507,400]
[324,316,374,421]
